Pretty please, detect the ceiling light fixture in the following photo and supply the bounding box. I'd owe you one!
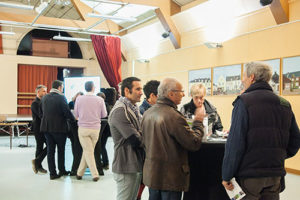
[33,24,80,31]
[81,0,127,5]
[0,2,33,10]
[35,2,49,14]
[204,42,223,48]
[53,34,92,42]
[0,31,15,35]
[86,13,137,22]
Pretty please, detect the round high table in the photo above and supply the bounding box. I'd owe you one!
[183,140,229,200]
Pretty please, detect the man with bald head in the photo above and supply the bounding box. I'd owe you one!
[141,78,205,200]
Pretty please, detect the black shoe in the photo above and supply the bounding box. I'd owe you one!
[31,159,38,174]
[103,165,109,170]
[76,175,82,180]
[50,174,61,180]
[69,171,77,176]
[97,168,104,176]
[58,171,70,176]
[37,167,47,174]
[93,177,99,182]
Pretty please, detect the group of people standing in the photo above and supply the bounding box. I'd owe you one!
[30,61,300,200]
[109,61,300,200]
[31,80,112,181]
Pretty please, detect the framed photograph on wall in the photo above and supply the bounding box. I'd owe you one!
[262,59,280,94]
[282,56,300,95]
[213,64,241,95]
[189,68,211,96]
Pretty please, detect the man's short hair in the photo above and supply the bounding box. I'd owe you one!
[52,80,63,89]
[35,85,47,93]
[190,83,206,97]
[143,80,160,99]
[121,77,141,97]
[97,92,106,100]
[157,78,179,98]
[244,62,272,82]
[85,81,94,92]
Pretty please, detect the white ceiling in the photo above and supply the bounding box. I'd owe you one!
[4,0,82,20]
[172,0,265,33]
[0,0,271,59]
[81,0,157,28]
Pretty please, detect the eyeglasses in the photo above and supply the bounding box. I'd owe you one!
[172,90,184,93]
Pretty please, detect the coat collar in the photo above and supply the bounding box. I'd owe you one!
[50,88,63,95]
[233,81,272,106]
[156,97,177,109]
[141,99,152,109]
[244,81,273,94]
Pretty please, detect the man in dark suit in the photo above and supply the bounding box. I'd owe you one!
[31,85,47,174]
[40,80,75,180]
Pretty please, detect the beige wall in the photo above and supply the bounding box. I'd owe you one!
[121,1,300,171]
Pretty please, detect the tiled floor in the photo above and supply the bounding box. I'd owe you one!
[0,136,299,200]
[0,136,149,200]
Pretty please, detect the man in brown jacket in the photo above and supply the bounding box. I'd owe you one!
[141,78,205,200]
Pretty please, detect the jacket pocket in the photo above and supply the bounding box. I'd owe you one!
[182,165,190,175]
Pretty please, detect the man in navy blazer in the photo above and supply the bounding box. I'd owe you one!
[40,80,75,180]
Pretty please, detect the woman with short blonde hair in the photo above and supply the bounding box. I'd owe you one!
[180,83,223,135]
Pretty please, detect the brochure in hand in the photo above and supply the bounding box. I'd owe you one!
[225,178,246,200]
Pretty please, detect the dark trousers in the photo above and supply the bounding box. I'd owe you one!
[94,121,107,172]
[34,131,47,168]
[44,132,67,176]
[100,122,110,166]
[149,188,182,200]
[238,177,281,200]
[68,121,82,173]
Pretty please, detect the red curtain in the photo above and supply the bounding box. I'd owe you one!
[18,64,57,114]
[91,35,122,91]
[0,26,3,54]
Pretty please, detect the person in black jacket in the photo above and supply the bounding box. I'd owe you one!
[31,85,47,174]
[222,62,300,199]
[180,83,223,135]
[40,80,76,180]
[139,80,160,116]
[68,91,84,176]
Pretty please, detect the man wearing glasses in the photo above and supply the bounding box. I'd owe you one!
[141,78,205,200]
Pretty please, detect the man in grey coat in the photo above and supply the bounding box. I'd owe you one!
[108,77,144,200]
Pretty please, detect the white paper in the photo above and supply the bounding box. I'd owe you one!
[225,178,246,200]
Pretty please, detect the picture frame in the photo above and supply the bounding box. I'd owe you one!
[213,64,241,95]
[188,68,212,96]
[262,59,280,94]
[282,56,300,95]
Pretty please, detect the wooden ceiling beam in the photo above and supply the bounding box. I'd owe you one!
[106,0,182,48]
[155,8,180,49]
[71,0,119,33]
[269,0,289,24]
[71,0,127,61]
[170,0,181,16]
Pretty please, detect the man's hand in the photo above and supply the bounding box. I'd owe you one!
[222,180,234,191]
[194,106,206,122]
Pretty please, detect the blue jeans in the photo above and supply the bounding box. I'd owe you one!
[44,132,67,176]
[149,188,182,200]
